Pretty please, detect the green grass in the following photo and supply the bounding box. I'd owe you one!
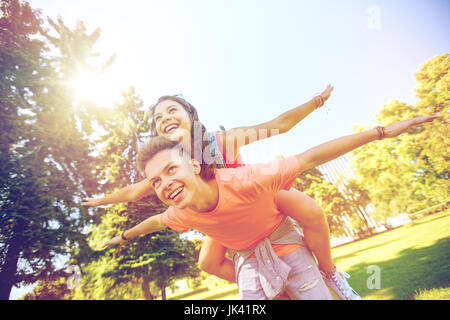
[332,210,450,300]
[168,210,450,300]
[167,282,240,300]
[414,287,450,300]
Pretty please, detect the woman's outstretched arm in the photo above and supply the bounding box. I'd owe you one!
[83,178,154,207]
[219,85,334,161]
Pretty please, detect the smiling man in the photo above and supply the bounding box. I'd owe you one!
[142,141,218,212]
[139,138,302,252]
[111,136,332,300]
[102,115,436,300]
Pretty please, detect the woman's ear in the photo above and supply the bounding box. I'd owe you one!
[190,159,201,175]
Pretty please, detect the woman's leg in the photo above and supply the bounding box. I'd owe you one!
[276,188,334,274]
[198,236,236,283]
[281,246,333,300]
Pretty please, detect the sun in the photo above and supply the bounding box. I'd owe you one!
[70,70,118,108]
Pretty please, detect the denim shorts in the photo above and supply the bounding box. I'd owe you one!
[237,246,333,300]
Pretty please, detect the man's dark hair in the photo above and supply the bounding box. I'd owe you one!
[137,136,216,180]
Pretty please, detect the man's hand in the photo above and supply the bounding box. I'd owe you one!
[383,115,438,138]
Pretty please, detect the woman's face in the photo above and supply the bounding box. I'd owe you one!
[154,99,192,142]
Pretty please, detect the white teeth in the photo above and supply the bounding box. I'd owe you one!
[165,124,178,133]
[169,186,183,200]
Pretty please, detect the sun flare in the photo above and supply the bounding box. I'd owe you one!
[70,71,118,108]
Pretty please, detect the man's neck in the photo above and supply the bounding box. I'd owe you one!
[188,177,219,212]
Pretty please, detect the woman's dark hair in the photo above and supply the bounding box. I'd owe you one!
[146,95,216,180]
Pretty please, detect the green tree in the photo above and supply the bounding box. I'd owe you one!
[410,53,449,204]
[21,276,73,300]
[293,168,357,237]
[0,0,59,300]
[0,0,111,299]
[349,54,449,219]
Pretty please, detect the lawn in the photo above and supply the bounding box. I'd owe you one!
[168,210,450,300]
[332,210,450,300]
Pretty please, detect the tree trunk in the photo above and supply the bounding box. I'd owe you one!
[141,275,154,300]
[161,286,166,300]
[0,229,22,300]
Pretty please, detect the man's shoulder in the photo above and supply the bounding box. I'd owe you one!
[216,156,300,186]
[215,159,278,185]
[217,157,296,174]
[163,205,188,217]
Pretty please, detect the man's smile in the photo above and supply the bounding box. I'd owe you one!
[167,185,184,201]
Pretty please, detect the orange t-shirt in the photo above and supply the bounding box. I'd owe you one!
[162,156,302,255]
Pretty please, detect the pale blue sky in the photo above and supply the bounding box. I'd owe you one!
[29,0,449,161]
[11,0,449,299]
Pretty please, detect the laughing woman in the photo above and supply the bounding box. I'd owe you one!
[84,85,361,299]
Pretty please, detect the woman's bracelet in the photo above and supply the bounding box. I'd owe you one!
[121,230,130,241]
[313,95,325,109]
[375,126,386,140]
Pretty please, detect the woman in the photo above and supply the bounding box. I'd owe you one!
[84,86,360,299]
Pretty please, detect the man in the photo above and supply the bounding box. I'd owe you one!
[102,115,436,300]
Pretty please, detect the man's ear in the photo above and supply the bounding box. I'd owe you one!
[190,159,201,175]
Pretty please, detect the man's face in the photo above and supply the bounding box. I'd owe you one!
[144,148,201,209]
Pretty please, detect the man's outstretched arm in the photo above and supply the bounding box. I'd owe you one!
[295,115,437,173]
[102,213,167,249]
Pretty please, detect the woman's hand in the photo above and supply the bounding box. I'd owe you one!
[320,84,334,101]
[102,235,128,249]
[82,198,103,207]
[383,115,438,139]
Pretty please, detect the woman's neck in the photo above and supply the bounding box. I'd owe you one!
[178,133,192,150]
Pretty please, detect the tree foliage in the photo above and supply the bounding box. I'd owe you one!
[0,0,110,299]
[21,275,73,300]
[349,53,449,219]
[1,1,198,300]
[293,168,357,237]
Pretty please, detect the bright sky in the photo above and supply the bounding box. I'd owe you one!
[11,0,449,299]
[29,0,449,162]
